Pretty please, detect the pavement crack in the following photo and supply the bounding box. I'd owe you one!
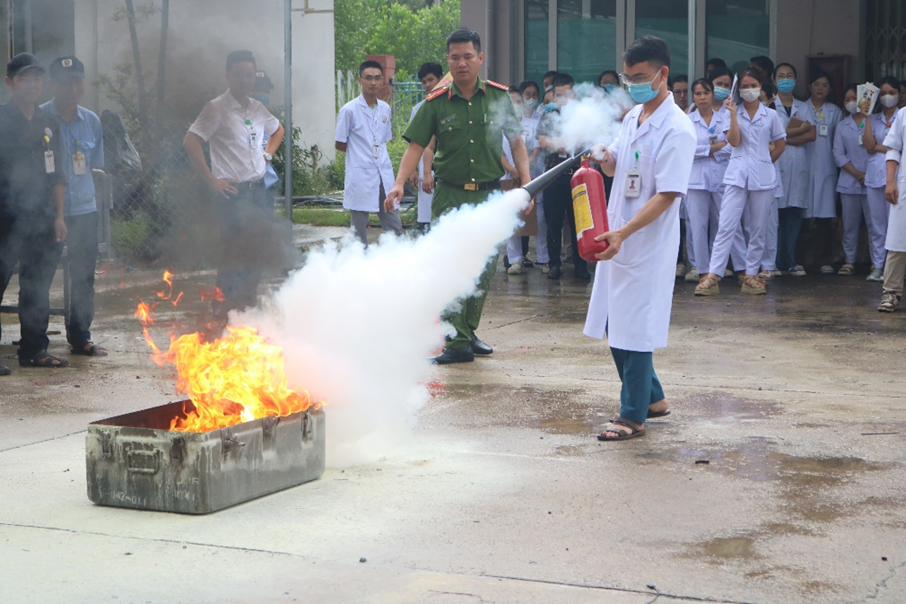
[481,574,762,604]
[0,429,87,453]
[486,314,544,330]
[857,558,906,602]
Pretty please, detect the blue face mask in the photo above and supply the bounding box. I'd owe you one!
[776,79,796,94]
[713,87,730,101]
[544,102,558,113]
[627,72,661,104]
[602,84,618,94]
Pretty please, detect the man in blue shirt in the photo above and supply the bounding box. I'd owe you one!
[41,56,107,357]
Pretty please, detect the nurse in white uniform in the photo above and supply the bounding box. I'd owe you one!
[862,76,902,282]
[685,78,730,279]
[878,105,906,312]
[696,68,786,296]
[773,62,815,276]
[804,72,843,273]
[408,62,444,232]
[585,35,696,441]
[833,84,872,276]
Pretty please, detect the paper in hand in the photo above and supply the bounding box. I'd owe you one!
[857,82,880,115]
[729,74,739,103]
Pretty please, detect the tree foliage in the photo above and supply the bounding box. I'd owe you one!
[335,0,460,79]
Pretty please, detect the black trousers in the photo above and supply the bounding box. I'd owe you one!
[0,213,63,360]
[64,212,98,347]
[542,171,587,274]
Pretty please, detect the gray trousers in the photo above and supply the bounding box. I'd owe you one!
[882,250,906,295]
[350,208,403,246]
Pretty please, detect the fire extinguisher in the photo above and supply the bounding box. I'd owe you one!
[570,155,610,262]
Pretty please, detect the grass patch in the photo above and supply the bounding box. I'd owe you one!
[293,204,419,227]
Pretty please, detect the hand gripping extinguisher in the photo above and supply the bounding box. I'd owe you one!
[569,154,610,262]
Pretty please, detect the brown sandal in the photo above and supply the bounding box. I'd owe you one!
[597,418,646,441]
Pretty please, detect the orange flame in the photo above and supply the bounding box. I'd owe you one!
[136,272,317,432]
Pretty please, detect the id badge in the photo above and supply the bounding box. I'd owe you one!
[819,124,828,137]
[625,169,641,198]
[248,126,258,150]
[44,151,55,174]
[708,134,718,144]
[373,143,380,158]
[858,134,864,146]
[73,151,87,176]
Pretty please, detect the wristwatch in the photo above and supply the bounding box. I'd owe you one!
[263,152,273,162]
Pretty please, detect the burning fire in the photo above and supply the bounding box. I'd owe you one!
[136,272,317,432]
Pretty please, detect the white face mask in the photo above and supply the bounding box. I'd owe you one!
[880,93,899,108]
[845,101,860,114]
[740,88,762,103]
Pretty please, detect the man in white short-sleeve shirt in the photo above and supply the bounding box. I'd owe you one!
[335,60,403,246]
[184,50,284,321]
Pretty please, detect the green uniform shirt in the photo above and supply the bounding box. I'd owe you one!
[403,77,522,185]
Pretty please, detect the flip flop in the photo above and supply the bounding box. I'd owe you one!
[71,343,108,357]
[647,409,671,418]
[19,352,69,368]
[597,418,645,441]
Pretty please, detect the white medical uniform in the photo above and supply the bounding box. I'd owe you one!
[686,107,731,273]
[763,154,784,272]
[866,110,898,266]
[883,107,906,253]
[804,100,843,218]
[506,112,549,265]
[709,103,786,277]
[335,94,395,211]
[409,100,433,224]
[833,114,873,265]
[775,99,810,210]
[584,95,696,351]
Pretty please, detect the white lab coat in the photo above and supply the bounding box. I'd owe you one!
[833,114,869,195]
[866,111,898,189]
[584,95,696,351]
[883,106,906,251]
[409,100,433,223]
[688,108,730,192]
[775,99,810,209]
[335,95,395,212]
[722,103,786,191]
[804,100,843,218]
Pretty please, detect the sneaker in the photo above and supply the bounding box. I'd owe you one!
[866,267,884,282]
[838,263,854,276]
[694,273,720,296]
[770,269,783,278]
[786,265,806,277]
[676,263,686,278]
[819,265,835,274]
[507,262,524,275]
[684,268,699,282]
[539,263,550,274]
[741,275,767,295]
[878,291,901,312]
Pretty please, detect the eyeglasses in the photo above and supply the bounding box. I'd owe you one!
[619,71,656,86]
[361,75,383,83]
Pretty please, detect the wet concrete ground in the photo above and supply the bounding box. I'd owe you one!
[1,232,905,603]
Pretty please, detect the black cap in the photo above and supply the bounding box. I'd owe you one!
[255,70,274,93]
[49,56,85,81]
[7,53,44,78]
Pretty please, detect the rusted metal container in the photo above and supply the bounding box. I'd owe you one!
[86,401,325,514]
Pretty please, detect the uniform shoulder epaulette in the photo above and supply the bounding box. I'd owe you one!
[426,85,450,101]
[486,80,509,91]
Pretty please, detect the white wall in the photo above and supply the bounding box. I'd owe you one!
[74,0,336,163]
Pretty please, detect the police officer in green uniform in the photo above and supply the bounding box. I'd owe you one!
[385,27,531,364]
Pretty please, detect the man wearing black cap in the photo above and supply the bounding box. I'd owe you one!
[0,53,68,372]
[41,55,107,358]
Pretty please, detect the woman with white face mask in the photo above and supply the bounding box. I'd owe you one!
[696,69,786,296]
[862,76,901,282]
[773,62,815,276]
[804,72,843,273]
[833,83,872,276]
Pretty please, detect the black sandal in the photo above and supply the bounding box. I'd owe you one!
[597,418,645,441]
[71,342,108,357]
[19,352,69,368]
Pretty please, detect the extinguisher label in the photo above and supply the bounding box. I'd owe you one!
[571,183,594,235]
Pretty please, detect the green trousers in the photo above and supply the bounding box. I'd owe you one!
[609,347,665,424]
[434,182,497,351]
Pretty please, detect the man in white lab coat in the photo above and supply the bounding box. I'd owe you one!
[586,36,696,441]
[335,60,403,246]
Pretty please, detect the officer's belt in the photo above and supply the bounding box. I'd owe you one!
[235,178,265,190]
[435,178,501,192]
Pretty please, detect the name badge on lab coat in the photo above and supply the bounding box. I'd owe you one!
[73,151,87,176]
[373,143,379,158]
[818,124,828,136]
[45,151,55,174]
[625,169,641,198]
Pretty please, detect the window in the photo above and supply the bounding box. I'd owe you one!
[556,0,618,85]
[705,0,769,76]
[525,0,550,89]
[635,0,688,77]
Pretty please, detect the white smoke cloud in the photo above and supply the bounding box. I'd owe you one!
[237,189,531,468]
[557,82,633,154]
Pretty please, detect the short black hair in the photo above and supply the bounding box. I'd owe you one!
[750,55,775,76]
[519,80,540,95]
[624,35,670,70]
[705,57,727,72]
[773,62,797,79]
[691,78,713,94]
[226,50,255,71]
[417,62,443,80]
[551,73,574,89]
[597,69,619,84]
[708,66,732,84]
[543,70,559,80]
[359,60,383,76]
[877,75,901,91]
[808,69,831,87]
[447,27,481,52]
[762,80,775,98]
[668,74,688,89]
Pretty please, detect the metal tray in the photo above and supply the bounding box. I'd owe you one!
[86,401,325,514]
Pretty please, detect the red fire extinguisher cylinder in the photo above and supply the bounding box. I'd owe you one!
[569,157,610,262]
